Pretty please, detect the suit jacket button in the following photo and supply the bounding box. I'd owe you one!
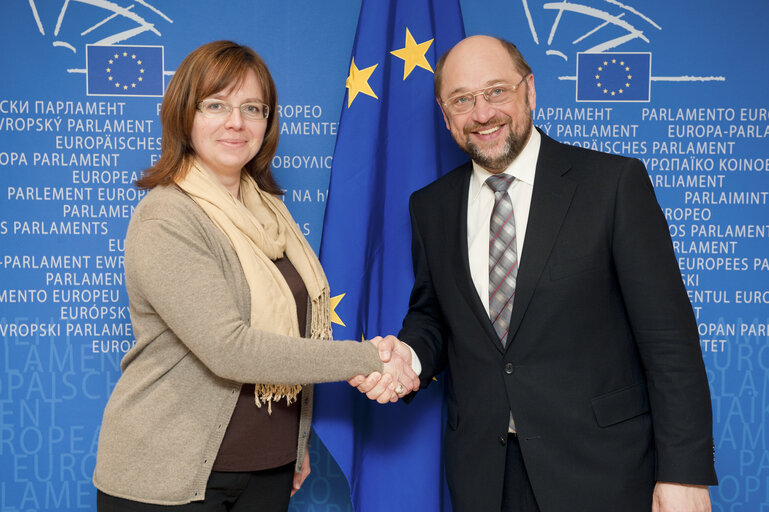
[504,363,514,374]
[499,435,507,446]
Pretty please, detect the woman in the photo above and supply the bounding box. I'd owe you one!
[93,41,416,511]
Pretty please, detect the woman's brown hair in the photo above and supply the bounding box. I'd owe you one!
[136,40,282,194]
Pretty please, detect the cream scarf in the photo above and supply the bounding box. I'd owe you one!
[176,160,332,411]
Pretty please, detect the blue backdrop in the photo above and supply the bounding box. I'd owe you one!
[1,1,767,511]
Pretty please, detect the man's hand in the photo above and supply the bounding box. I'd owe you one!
[347,335,419,403]
[652,482,710,512]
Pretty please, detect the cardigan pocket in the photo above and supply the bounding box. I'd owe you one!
[591,382,649,427]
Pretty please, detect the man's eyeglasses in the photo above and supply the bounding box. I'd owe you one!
[196,99,270,121]
[442,75,528,115]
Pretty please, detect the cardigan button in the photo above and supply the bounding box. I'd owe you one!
[504,363,514,374]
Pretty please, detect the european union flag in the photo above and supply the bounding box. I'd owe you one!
[86,45,164,97]
[315,0,466,510]
[577,52,651,102]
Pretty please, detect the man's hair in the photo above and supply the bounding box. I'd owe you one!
[136,40,282,194]
[434,36,533,100]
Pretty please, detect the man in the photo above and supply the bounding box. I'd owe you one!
[351,35,716,511]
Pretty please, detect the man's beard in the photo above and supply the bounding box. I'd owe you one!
[462,118,532,173]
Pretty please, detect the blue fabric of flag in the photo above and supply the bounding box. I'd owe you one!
[577,52,651,101]
[87,45,163,96]
[314,1,466,510]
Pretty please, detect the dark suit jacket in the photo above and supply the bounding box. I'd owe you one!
[399,131,717,512]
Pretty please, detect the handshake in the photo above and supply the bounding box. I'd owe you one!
[348,335,420,404]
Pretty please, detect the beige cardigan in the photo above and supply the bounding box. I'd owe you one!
[93,185,382,505]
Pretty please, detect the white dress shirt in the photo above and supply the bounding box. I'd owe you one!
[467,129,540,313]
[406,129,541,377]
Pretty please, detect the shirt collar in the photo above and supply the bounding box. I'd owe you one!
[470,127,541,201]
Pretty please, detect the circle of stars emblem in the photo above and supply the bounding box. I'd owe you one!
[106,51,145,91]
[595,58,632,97]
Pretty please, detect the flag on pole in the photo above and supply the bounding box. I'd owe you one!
[314,1,466,510]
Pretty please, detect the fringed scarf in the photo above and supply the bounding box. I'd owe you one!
[176,160,332,412]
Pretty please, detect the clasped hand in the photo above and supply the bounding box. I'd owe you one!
[348,335,419,404]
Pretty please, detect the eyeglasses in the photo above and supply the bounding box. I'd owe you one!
[196,99,270,121]
[442,75,528,115]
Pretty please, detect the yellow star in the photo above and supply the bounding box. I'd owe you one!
[330,293,346,327]
[346,57,378,107]
[390,27,434,80]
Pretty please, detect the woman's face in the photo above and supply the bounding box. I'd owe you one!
[191,69,268,182]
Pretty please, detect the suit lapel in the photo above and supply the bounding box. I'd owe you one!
[506,133,576,347]
[444,164,504,352]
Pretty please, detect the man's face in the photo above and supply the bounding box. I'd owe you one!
[438,36,536,174]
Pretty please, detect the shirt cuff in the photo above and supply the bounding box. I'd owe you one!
[405,343,422,376]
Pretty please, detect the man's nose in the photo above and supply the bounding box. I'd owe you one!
[471,94,496,123]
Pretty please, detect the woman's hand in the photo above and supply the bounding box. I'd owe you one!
[291,452,311,497]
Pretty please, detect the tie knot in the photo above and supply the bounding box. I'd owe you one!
[486,174,514,194]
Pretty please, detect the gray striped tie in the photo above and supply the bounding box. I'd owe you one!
[487,174,517,347]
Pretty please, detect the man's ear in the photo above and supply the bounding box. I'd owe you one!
[526,73,536,111]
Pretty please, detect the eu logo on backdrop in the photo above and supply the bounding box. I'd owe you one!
[577,52,651,102]
[86,45,164,97]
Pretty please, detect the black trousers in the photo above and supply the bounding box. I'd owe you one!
[97,463,294,512]
[501,434,541,512]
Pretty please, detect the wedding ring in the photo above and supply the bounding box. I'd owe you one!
[395,383,405,395]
